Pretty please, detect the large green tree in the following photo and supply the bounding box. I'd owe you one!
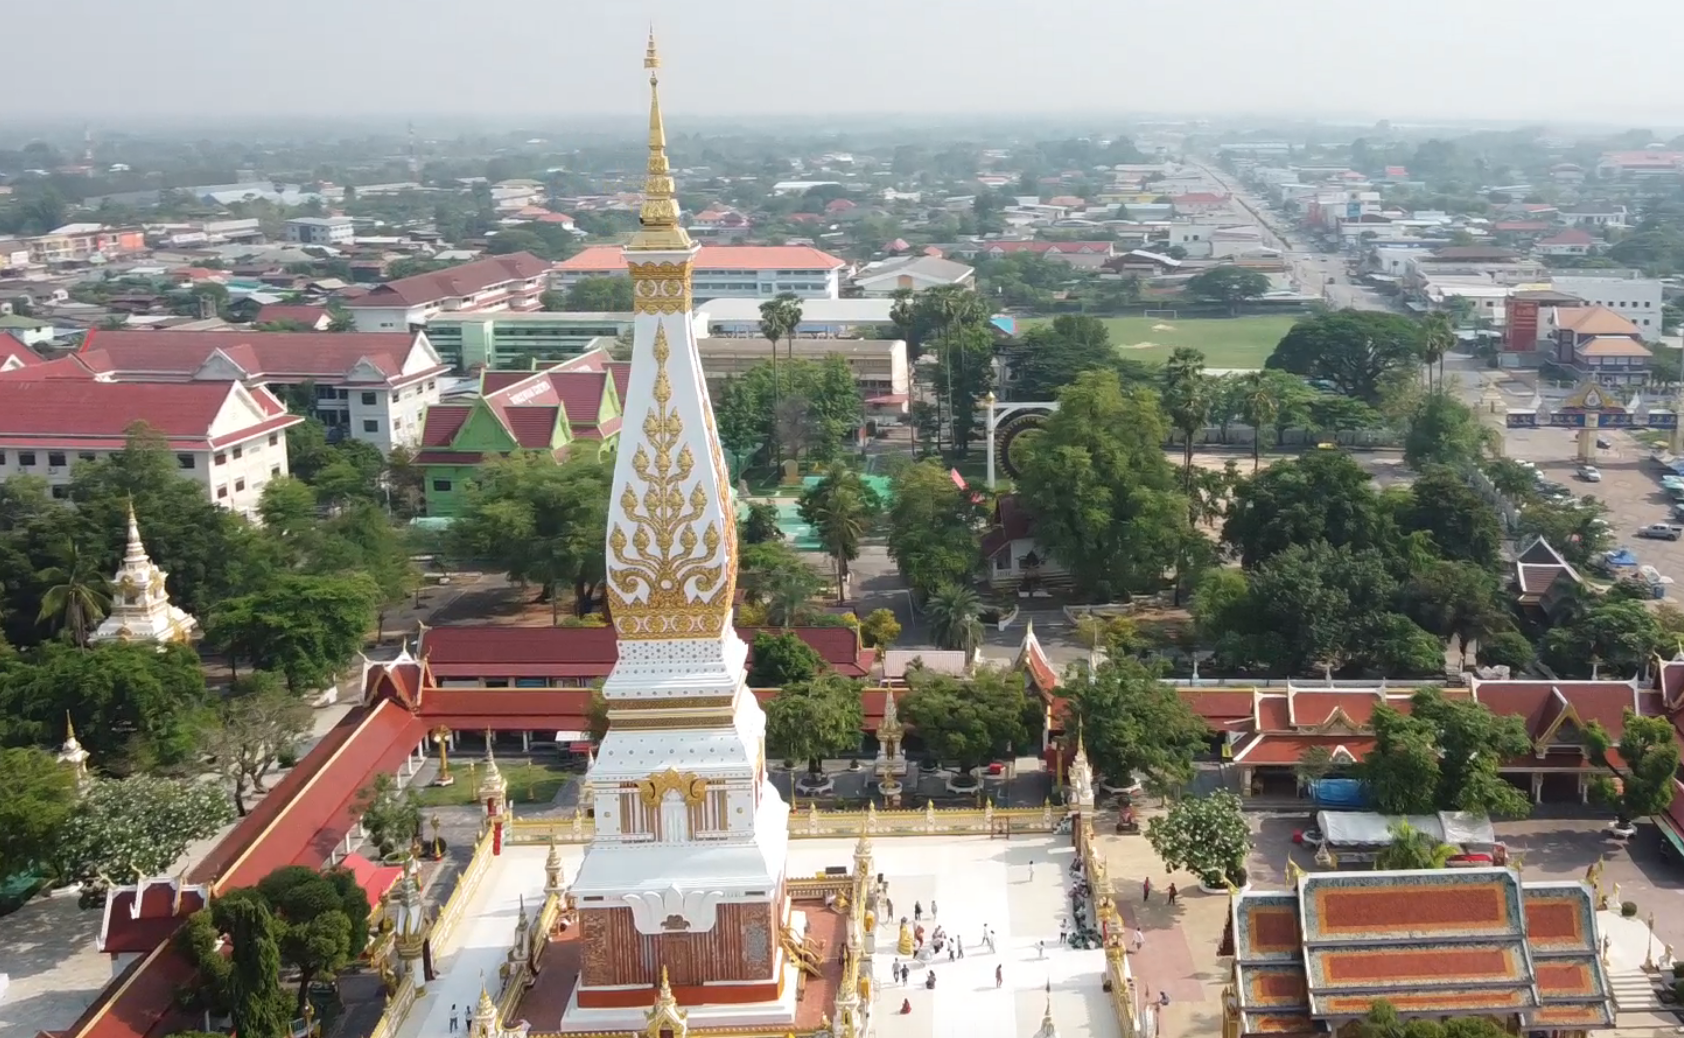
[221,898,292,1038]
[1145,789,1250,887]
[1586,711,1679,825]
[1060,658,1208,793]
[922,584,984,653]
[1265,309,1425,403]
[1541,599,1666,677]
[1184,265,1269,315]
[1161,347,1211,497]
[1404,391,1492,470]
[764,674,865,777]
[885,461,987,598]
[1015,370,1191,599]
[450,451,612,621]
[1222,449,1390,568]
[899,666,1032,777]
[713,357,863,468]
[747,631,826,688]
[1373,820,1456,870]
[567,276,634,311]
[798,463,882,600]
[205,573,380,691]
[1360,687,1532,818]
[1235,370,1313,473]
[0,746,78,877]
[1010,316,1150,401]
[256,864,372,1011]
[56,775,235,893]
[1395,467,1503,568]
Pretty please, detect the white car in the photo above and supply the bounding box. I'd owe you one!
[1578,466,1602,482]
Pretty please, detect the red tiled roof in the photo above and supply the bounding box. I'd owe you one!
[343,252,550,308]
[418,404,472,447]
[99,880,207,954]
[1288,690,1401,729]
[338,853,403,907]
[420,625,868,678]
[605,362,631,405]
[0,379,298,448]
[1231,734,1375,765]
[502,405,562,446]
[554,244,847,274]
[481,370,531,393]
[254,303,329,326]
[1494,221,1552,232]
[0,354,97,381]
[77,329,443,387]
[1185,691,1257,724]
[981,493,1034,558]
[1256,695,1291,732]
[1539,229,1596,246]
[0,339,45,367]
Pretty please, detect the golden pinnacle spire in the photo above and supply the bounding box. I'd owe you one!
[629,30,690,252]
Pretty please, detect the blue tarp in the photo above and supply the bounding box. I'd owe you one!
[1606,548,1638,567]
[1307,778,1369,809]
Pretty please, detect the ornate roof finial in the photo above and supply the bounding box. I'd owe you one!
[124,498,147,563]
[629,29,690,252]
[1075,718,1087,760]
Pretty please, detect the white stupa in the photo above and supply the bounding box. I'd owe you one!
[90,504,197,646]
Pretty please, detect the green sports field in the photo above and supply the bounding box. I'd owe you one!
[1032,314,1301,369]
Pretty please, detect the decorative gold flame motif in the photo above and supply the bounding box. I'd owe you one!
[607,325,734,639]
[637,767,708,807]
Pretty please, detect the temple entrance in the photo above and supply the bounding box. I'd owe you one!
[1538,772,1583,803]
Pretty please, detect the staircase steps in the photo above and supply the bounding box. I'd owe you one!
[1608,967,1662,1012]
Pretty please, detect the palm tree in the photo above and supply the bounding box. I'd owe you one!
[798,463,879,602]
[765,565,822,627]
[1237,371,1281,474]
[923,584,983,654]
[1374,820,1456,870]
[758,294,800,469]
[1421,311,1455,389]
[1163,347,1211,497]
[38,541,112,648]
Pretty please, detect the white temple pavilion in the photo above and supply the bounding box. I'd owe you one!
[90,504,197,646]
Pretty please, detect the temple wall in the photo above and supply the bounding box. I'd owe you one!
[578,889,784,988]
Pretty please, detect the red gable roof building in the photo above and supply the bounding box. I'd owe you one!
[253,303,331,330]
[553,244,848,300]
[76,329,448,453]
[0,376,301,518]
[413,358,623,517]
[342,251,552,332]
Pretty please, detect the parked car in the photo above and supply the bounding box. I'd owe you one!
[1637,523,1683,541]
[1578,465,1602,482]
[1597,436,1613,449]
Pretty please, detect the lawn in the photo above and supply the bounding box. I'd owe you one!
[1031,314,1302,369]
[413,760,576,807]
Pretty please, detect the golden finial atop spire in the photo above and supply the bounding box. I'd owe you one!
[629,30,690,252]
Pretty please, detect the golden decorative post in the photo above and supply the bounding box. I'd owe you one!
[430,725,454,786]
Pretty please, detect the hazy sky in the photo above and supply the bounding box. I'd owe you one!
[9,0,1684,126]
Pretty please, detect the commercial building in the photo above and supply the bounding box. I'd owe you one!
[1545,307,1652,386]
[1550,275,1663,335]
[552,243,848,299]
[74,330,449,452]
[0,370,301,517]
[412,357,623,517]
[284,216,355,246]
[343,252,551,331]
[425,310,688,370]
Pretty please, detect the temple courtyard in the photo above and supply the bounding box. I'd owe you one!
[399,834,1123,1038]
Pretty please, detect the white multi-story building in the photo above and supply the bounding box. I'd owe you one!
[553,244,847,299]
[344,252,552,331]
[76,329,448,452]
[1551,275,1664,335]
[285,216,355,246]
[0,365,301,518]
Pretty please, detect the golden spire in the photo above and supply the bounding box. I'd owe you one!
[629,29,690,252]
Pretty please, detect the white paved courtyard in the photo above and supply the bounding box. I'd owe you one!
[400,834,1120,1038]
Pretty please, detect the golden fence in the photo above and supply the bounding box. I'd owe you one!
[365,971,416,1038]
[1079,815,1141,1038]
[505,798,1062,845]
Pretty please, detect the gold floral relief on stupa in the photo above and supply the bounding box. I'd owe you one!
[607,325,736,640]
[628,259,693,315]
[637,767,707,808]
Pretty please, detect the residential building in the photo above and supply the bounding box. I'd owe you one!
[1547,306,1652,385]
[1559,203,1629,230]
[552,244,848,299]
[851,255,975,296]
[0,372,300,516]
[0,313,55,347]
[74,329,449,452]
[1169,192,1231,216]
[28,224,145,265]
[284,216,355,246]
[1534,229,1596,258]
[1595,151,1684,179]
[343,252,551,331]
[687,207,752,241]
[697,297,898,337]
[0,238,31,270]
[253,303,332,330]
[426,310,679,370]
[1550,274,1662,334]
[412,361,623,517]
[694,337,908,412]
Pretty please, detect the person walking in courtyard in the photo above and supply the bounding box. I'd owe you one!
[996,964,1004,988]
[1143,876,1152,902]
[958,934,965,958]
[914,901,923,922]
[1037,940,1045,959]
[931,899,938,918]
[449,1005,459,1033]
[1167,882,1178,906]
[1134,926,1145,952]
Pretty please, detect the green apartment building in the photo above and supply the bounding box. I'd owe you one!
[426,311,712,371]
[413,357,627,517]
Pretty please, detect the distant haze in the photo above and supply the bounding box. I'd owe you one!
[8,0,1684,127]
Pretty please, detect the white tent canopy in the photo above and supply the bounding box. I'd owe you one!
[1315,810,1495,850]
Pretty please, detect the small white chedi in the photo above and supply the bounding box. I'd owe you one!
[90,504,198,646]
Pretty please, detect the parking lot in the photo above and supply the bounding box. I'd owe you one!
[1504,425,1684,598]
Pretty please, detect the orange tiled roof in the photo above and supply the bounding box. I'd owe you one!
[1556,306,1640,336]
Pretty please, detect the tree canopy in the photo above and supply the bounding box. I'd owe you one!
[885,460,988,598]
[1185,266,1270,315]
[1359,687,1533,818]
[1060,658,1208,793]
[747,631,826,688]
[899,665,1033,775]
[1265,309,1424,403]
[764,674,864,775]
[1587,711,1679,824]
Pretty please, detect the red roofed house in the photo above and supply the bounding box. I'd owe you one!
[253,302,332,330]
[413,358,622,517]
[1536,228,1597,258]
[75,329,448,453]
[553,244,848,299]
[687,208,752,242]
[0,376,301,517]
[980,494,1068,591]
[962,240,1117,271]
[342,251,552,332]
[98,877,208,977]
[1170,192,1232,216]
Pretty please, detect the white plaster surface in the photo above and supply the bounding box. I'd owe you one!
[401,835,1121,1038]
[787,835,1122,1038]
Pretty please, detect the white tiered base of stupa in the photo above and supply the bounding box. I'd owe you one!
[554,912,806,1033]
